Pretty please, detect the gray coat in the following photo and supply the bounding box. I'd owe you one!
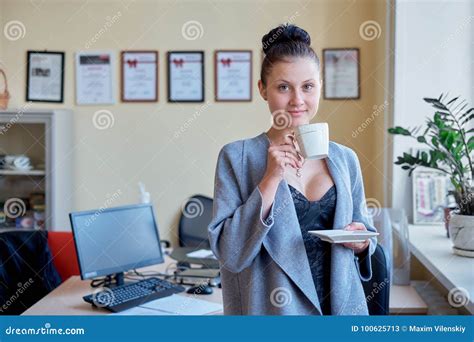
[208,132,377,315]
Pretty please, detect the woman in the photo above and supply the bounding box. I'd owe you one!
[208,24,377,315]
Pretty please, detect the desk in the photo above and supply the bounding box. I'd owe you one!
[408,224,474,314]
[22,253,223,315]
[24,251,424,315]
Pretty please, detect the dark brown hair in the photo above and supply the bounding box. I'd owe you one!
[260,24,320,86]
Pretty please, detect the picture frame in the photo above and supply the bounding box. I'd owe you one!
[214,50,252,102]
[121,50,158,102]
[322,48,360,100]
[26,51,65,103]
[167,51,204,103]
[412,167,450,225]
[75,51,115,105]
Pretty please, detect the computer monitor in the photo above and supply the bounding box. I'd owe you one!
[69,203,164,286]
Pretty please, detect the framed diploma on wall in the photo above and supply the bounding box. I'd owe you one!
[214,50,252,102]
[26,51,64,103]
[167,51,204,102]
[412,168,450,225]
[121,51,158,102]
[322,48,360,100]
[75,51,115,105]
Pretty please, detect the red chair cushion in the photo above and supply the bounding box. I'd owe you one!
[47,231,80,282]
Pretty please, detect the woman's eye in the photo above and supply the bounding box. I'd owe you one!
[303,84,314,91]
[278,84,289,91]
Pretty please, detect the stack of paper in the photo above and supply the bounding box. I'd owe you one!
[113,294,223,316]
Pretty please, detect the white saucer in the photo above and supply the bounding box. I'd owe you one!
[308,230,379,243]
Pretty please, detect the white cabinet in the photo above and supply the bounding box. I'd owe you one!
[0,109,73,230]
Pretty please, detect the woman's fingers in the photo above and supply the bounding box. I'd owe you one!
[271,145,303,167]
[344,222,367,231]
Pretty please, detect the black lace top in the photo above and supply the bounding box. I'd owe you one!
[288,184,337,315]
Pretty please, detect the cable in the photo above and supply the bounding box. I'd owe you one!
[90,275,115,288]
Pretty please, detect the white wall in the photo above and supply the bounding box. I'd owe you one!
[392,0,473,221]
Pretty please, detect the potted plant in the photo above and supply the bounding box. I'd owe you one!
[388,94,473,257]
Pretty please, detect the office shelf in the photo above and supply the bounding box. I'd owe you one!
[0,169,46,176]
[0,109,73,231]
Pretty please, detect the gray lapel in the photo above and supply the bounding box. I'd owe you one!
[326,146,355,314]
[262,179,322,314]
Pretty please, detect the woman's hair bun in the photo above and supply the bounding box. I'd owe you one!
[262,24,311,54]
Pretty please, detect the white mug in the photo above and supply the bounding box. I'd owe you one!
[291,123,329,160]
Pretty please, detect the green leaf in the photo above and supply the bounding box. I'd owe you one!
[421,151,428,163]
[459,108,474,121]
[388,126,411,136]
[432,102,448,111]
[468,136,474,151]
[447,96,459,105]
[461,113,474,126]
[417,136,426,143]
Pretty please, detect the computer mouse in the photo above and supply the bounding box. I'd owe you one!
[186,285,213,295]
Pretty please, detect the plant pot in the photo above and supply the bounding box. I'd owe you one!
[448,213,474,257]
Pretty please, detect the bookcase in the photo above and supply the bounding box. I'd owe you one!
[0,109,73,231]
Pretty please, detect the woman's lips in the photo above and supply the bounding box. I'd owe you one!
[288,110,306,117]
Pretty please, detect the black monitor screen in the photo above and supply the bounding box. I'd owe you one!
[70,203,164,279]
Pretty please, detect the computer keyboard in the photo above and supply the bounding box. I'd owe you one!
[83,277,185,312]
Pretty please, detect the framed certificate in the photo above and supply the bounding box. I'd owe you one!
[215,50,252,102]
[412,168,450,225]
[121,51,158,102]
[26,51,64,103]
[167,51,204,103]
[75,51,115,105]
[323,48,360,100]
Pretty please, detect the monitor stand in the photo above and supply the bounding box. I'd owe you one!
[104,272,128,288]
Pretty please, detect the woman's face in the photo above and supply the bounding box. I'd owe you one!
[259,57,322,128]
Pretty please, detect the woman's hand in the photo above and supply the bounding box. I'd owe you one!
[262,134,303,183]
[342,222,370,254]
[258,135,303,221]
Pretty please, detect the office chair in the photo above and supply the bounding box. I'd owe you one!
[47,231,80,282]
[362,244,391,315]
[0,230,61,314]
[178,194,213,248]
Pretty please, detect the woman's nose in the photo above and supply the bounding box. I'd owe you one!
[289,90,304,107]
